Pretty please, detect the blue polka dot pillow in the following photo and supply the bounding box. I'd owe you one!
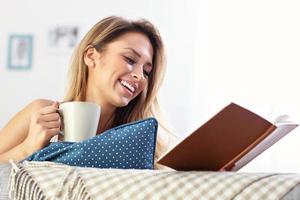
[25,118,158,169]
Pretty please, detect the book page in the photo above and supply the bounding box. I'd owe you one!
[274,114,294,125]
[232,123,298,171]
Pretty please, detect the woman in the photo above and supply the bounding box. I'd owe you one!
[0,16,178,168]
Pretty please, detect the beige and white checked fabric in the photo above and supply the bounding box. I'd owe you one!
[8,161,300,200]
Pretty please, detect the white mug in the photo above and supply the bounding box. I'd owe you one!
[59,101,101,142]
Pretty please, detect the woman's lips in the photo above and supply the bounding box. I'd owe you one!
[119,79,136,93]
[118,79,134,96]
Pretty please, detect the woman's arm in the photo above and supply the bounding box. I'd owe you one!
[0,99,60,163]
[0,142,30,163]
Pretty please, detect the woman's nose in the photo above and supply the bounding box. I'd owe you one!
[131,73,140,80]
[131,67,144,81]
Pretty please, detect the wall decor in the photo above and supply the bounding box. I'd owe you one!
[7,34,33,70]
[47,25,79,54]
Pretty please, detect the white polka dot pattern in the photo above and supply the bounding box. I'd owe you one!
[25,118,158,169]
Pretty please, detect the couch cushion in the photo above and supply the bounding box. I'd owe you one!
[25,118,157,169]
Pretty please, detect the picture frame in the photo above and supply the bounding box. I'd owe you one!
[7,34,33,70]
[47,25,79,55]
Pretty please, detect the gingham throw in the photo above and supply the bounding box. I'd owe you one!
[8,161,300,200]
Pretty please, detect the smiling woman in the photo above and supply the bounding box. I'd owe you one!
[84,32,153,114]
[0,16,178,168]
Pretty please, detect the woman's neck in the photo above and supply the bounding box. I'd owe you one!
[85,86,116,133]
[97,106,115,134]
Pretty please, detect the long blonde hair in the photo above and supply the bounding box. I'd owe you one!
[64,16,177,161]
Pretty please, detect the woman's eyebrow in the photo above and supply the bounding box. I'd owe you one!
[123,47,152,67]
[124,47,141,58]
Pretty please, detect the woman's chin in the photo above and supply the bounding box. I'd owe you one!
[114,97,131,107]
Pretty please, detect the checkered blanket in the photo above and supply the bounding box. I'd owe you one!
[8,161,300,200]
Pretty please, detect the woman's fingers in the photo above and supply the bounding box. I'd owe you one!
[41,112,60,122]
[47,127,61,137]
[40,127,61,141]
[42,121,61,129]
[52,101,59,109]
[24,102,62,155]
[39,102,59,115]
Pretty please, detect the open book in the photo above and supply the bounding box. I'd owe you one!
[157,103,298,171]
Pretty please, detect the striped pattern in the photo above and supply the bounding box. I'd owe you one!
[9,161,300,200]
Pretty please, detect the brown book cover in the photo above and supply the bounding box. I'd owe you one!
[157,103,298,171]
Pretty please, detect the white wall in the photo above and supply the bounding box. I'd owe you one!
[1,0,299,172]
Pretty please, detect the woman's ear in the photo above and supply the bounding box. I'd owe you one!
[84,45,96,68]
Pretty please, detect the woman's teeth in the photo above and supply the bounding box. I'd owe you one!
[120,80,135,93]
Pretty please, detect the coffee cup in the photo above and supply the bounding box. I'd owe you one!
[59,101,101,142]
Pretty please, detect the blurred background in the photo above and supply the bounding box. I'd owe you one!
[0,0,299,172]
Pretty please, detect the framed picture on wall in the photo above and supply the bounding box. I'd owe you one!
[47,25,79,55]
[7,34,33,70]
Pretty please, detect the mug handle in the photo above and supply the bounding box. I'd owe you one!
[56,108,65,141]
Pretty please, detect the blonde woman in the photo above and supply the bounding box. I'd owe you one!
[0,16,178,168]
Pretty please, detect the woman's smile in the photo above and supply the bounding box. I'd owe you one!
[118,79,135,97]
[119,79,136,93]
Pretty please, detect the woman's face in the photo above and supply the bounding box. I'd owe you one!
[86,32,154,110]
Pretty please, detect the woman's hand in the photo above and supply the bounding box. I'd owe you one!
[22,101,61,156]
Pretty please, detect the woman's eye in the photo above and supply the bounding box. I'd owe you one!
[124,56,136,65]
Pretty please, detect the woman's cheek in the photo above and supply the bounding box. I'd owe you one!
[139,84,148,97]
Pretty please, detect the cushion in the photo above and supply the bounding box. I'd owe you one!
[25,118,158,169]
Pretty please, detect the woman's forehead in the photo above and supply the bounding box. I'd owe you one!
[108,32,153,61]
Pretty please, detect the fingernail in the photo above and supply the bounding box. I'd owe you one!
[53,101,60,108]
